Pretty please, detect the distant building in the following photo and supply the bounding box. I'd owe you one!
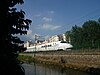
[24,33,67,47]
[24,41,30,47]
[47,33,66,42]
[24,40,34,47]
[48,35,59,42]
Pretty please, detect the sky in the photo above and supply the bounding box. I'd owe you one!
[16,0,100,42]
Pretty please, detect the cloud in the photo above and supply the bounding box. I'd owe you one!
[27,30,50,41]
[40,23,61,30]
[34,14,41,17]
[18,30,34,41]
[27,30,34,39]
[42,17,52,22]
[27,30,32,35]
[27,30,44,40]
[42,35,50,40]
[51,25,61,30]
[48,11,55,14]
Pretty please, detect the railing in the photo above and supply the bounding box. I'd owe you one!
[21,48,100,56]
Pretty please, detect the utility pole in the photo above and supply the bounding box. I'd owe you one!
[34,35,37,57]
[34,37,36,75]
[34,34,42,56]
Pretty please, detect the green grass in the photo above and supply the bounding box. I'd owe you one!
[18,55,35,64]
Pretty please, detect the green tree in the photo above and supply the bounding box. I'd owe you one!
[70,25,83,49]
[82,20,99,48]
[69,19,100,50]
[0,0,31,75]
[65,31,71,43]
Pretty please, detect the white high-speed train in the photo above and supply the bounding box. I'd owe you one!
[24,41,73,52]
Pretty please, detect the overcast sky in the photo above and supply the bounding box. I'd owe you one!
[16,0,100,42]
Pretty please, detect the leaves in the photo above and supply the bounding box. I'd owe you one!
[66,19,100,49]
[0,0,32,54]
[0,0,31,75]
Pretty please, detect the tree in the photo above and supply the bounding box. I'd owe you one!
[69,19,100,50]
[70,25,83,49]
[82,20,99,48]
[65,31,71,43]
[0,0,32,75]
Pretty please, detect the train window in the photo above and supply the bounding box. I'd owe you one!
[41,46,46,48]
[41,46,44,48]
[48,45,52,47]
[60,41,68,43]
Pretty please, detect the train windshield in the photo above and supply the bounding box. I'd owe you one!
[60,41,69,43]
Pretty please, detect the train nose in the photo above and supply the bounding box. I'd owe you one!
[69,44,73,47]
[67,44,73,48]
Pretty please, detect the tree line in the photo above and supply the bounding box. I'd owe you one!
[65,18,100,50]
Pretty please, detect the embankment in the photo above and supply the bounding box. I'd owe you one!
[19,51,100,74]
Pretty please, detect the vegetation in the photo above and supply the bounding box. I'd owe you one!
[65,18,100,50]
[18,55,35,64]
[0,0,31,75]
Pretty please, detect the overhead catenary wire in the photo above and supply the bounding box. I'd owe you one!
[59,8,100,33]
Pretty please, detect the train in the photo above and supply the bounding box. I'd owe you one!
[24,41,73,52]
